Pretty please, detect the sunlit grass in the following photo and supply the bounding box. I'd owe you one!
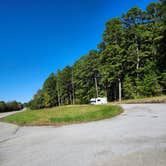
[1,105,123,126]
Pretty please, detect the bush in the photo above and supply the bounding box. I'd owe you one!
[6,101,23,111]
[0,101,7,112]
[0,100,23,112]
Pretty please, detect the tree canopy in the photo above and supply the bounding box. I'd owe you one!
[0,100,23,112]
[28,1,166,109]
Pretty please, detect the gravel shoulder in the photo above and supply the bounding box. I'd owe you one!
[0,104,166,166]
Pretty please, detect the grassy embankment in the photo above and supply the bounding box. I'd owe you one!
[113,95,166,104]
[0,105,123,126]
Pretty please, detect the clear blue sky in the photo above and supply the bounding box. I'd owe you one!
[0,0,157,103]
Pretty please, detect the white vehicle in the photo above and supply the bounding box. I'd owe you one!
[90,97,108,105]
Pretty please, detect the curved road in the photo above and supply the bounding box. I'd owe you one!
[0,104,166,166]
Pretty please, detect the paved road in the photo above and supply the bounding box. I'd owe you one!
[0,108,26,119]
[0,108,26,142]
[0,104,166,166]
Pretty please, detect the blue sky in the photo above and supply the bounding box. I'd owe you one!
[0,0,157,103]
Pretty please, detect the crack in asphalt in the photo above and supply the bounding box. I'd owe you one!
[0,126,20,144]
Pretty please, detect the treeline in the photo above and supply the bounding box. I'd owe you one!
[0,101,23,112]
[28,1,166,109]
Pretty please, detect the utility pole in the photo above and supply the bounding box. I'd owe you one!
[72,69,75,105]
[118,78,121,102]
[94,76,99,98]
[56,82,61,106]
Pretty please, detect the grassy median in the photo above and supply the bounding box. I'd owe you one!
[0,105,123,126]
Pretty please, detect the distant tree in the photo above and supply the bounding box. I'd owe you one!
[28,1,166,107]
[100,18,125,101]
[73,50,99,103]
[146,2,162,20]
[43,73,57,107]
[59,66,73,104]
[29,89,45,109]
[6,101,23,111]
[0,101,7,112]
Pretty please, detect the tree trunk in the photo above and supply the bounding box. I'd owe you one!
[94,77,99,98]
[72,70,75,105]
[118,78,122,102]
[136,46,140,77]
[69,93,72,105]
[57,83,61,106]
[114,84,117,101]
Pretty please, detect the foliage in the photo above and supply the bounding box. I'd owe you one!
[28,1,166,109]
[0,100,23,112]
[28,90,45,109]
[0,101,7,112]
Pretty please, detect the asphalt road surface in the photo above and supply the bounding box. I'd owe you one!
[0,108,26,119]
[0,104,166,166]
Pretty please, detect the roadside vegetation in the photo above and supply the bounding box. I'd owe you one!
[0,105,123,126]
[0,101,23,113]
[28,1,166,110]
[114,95,166,104]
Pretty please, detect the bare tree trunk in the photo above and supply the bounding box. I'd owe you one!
[105,88,107,98]
[69,93,72,105]
[118,78,122,102]
[57,83,61,106]
[72,69,75,105]
[61,97,63,106]
[94,77,99,98]
[136,46,140,78]
[114,84,117,101]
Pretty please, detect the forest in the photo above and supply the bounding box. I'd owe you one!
[0,101,23,112]
[28,0,166,109]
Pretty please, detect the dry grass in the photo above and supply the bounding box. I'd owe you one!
[111,95,166,104]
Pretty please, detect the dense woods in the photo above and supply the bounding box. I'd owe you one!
[0,101,23,112]
[29,1,166,109]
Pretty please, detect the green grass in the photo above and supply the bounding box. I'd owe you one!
[0,105,123,126]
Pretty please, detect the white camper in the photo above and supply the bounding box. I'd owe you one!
[90,97,107,105]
